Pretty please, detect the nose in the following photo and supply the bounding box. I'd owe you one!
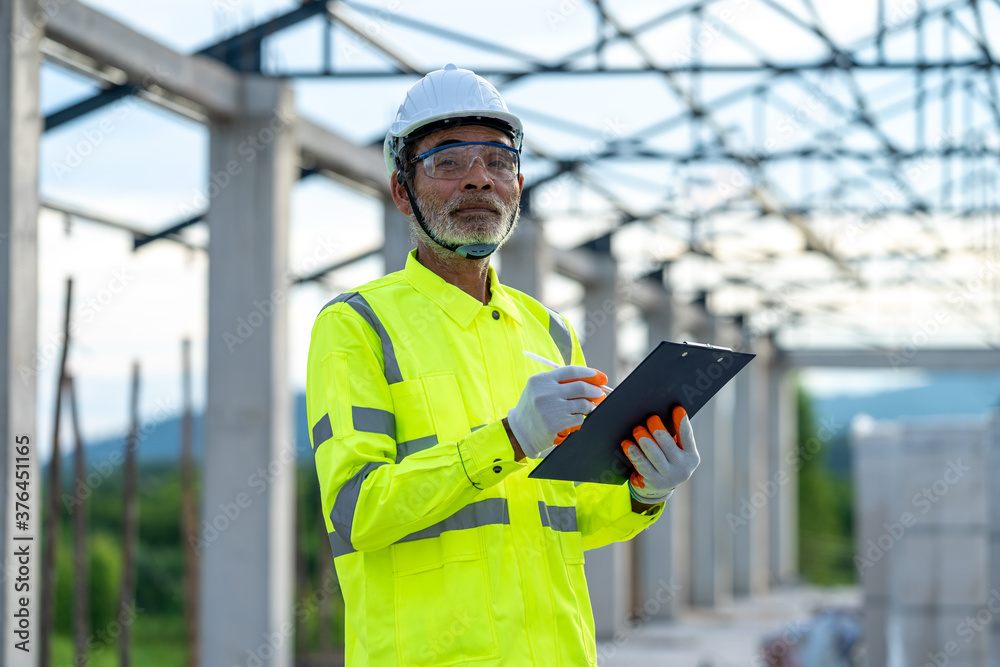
[460,155,493,190]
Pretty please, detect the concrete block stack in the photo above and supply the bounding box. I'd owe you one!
[852,415,992,667]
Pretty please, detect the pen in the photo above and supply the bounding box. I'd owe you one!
[522,350,614,394]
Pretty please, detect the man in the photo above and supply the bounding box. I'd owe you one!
[307,64,700,666]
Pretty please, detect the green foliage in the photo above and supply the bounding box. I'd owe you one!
[796,385,856,585]
[54,531,122,637]
[51,612,187,667]
[50,458,346,666]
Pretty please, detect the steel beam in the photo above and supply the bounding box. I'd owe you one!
[268,60,1000,77]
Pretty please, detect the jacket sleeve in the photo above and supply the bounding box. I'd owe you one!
[307,302,526,553]
[559,313,665,551]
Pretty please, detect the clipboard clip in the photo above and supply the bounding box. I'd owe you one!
[681,340,734,353]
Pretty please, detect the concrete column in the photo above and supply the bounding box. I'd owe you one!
[766,336,797,585]
[203,77,297,667]
[497,206,550,299]
[731,319,757,597]
[748,334,772,594]
[383,198,412,274]
[688,314,735,608]
[580,249,630,640]
[634,278,683,620]
[1,2,40,666]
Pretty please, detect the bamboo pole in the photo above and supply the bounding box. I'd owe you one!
[67,374,89,667]
[180,339,199,667]
[120,361,140,667]
[41,277,73,667]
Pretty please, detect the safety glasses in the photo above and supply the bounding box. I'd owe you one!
[410,141,520,181]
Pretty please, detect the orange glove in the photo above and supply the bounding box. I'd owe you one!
[552,368,608,445]
[620,406,700,503]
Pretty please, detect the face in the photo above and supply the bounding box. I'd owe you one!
[391,125,525,250]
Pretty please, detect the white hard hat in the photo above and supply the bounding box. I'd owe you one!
[383,63,523,179]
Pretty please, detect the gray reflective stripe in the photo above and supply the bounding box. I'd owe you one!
[328,530,355,558]
[397,498,509,544]
[330,461,387,547]
[546,309,573,365]
[312,413,332,449]
[320,290,358,315]
[538,501,578,533]
[395,434,438,463]
[352,406,395,439]
[323,291,404,385]
[325,497,509,559]
[471,424,486,432]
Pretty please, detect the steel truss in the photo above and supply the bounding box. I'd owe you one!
[41,0,1000,346]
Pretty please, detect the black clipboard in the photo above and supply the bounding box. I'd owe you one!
[528,341,754,485]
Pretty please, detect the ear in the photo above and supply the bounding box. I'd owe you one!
[390,170,413,216]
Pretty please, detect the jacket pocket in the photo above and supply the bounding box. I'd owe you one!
[391,531,500,665]
[389,380,435,461]
[420,371,470,443]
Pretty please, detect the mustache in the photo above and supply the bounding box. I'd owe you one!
[448,194,504,214]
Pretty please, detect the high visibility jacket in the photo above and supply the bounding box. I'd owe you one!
[307,248,664,666]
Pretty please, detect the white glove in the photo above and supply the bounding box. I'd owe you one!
[621,407,700,503]
[507,365,607,459]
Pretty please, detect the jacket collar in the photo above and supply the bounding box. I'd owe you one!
[403,248,523,328]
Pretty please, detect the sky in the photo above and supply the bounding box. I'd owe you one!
[29,0,1000,460]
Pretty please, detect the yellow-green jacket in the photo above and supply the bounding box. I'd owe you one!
[306,248,663,666]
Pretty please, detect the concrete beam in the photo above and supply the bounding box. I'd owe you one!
[45,0,241,119]
[202,76,297,667]
[1,2,41,665]
[780,348,1000,369]
[41,2,390,198]
[298,116,389,198]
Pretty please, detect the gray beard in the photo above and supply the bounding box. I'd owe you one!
[408,191,521,263]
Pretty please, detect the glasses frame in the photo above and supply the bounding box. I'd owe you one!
[409,141,521,181]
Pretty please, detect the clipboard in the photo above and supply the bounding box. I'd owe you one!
[528,341,754,485]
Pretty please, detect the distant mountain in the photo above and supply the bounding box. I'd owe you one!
[810,371,1000,476]
[811,371,1000,432]
[52,394,313,471]
[55,373,1000,474]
